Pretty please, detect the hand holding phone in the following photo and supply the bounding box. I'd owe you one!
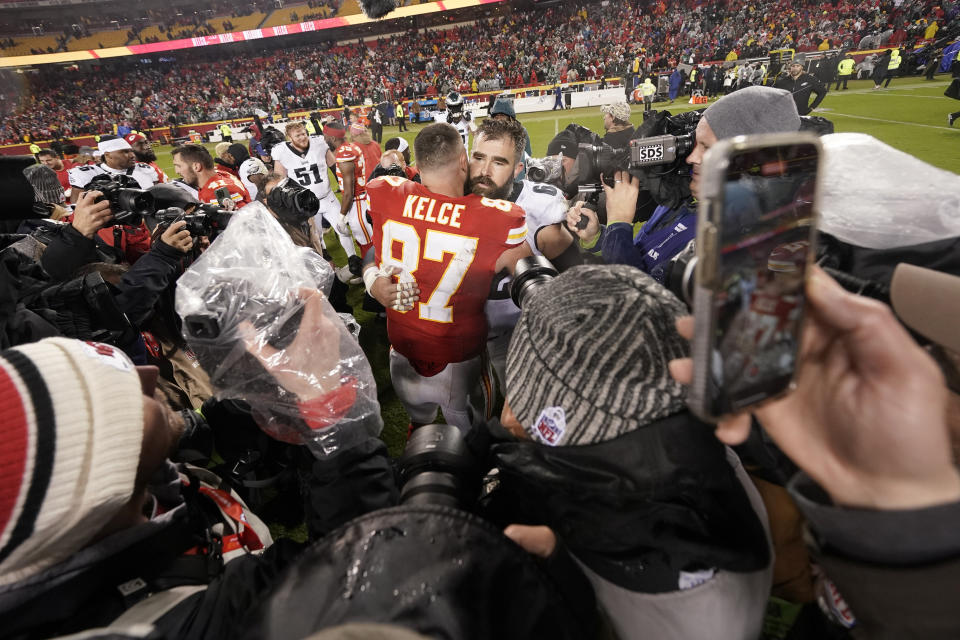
[670,267,960,511]
[688,133,822,421]
[214,186,234,210]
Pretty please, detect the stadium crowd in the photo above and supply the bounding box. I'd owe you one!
[1,0,955,144]
[0,2,958,639]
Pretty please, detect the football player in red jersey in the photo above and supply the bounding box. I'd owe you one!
[323,122,374,256]
[172,144,251,208]
[124,132,169,185]
[364,123,531,433]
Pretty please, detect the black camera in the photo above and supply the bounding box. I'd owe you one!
[662,240,698,308]
[398,424,480,509]
[155,204,233,238]
[510,256,559,309]
[87,174,155,225]
[628,132,696,167]
[266,178,319,225]
[381,163,406,179]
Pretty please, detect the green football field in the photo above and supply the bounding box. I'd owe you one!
[153,75,959,453]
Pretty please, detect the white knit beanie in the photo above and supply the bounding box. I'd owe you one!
[0,338,145,586]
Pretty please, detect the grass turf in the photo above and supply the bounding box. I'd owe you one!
[153,75,959,445]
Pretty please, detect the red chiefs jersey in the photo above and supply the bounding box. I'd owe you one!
[199,171,251,207]
[53,159,74,192]
[367,176,527,371]
[334,142,368,200]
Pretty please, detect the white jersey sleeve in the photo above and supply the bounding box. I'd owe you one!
[513,180,568,256]
[272,138,332,200]
[130,162,163,189]
[484,180,570,336]
[68,162,161,191]
[67,164,107,189]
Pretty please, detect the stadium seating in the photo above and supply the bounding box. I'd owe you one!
[217,12,267,33]
[262,4,315,28]
[336,0,360,17]
[66,29,130,51]
[0,34,62,57]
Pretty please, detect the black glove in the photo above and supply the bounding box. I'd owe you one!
[347,254,364,277]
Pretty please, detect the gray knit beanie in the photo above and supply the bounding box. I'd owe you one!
[505,265,689,447]
[702,86,801,140]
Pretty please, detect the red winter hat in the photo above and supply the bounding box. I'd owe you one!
[124,132,147,145]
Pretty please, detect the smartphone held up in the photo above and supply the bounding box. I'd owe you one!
[688,133,822,422]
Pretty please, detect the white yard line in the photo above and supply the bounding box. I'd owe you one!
[824,111,956,131]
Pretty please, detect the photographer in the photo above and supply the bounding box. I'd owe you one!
[600,102,635,148]
[568,86,802,284]
[41,187,153,279]
[487,265,773,640]
[260,172,326,255]
[668,267,960,638]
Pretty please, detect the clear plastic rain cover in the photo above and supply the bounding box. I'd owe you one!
[174,202,382,458]
[819,133,960,250]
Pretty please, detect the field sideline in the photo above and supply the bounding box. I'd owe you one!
[151,75,958,453]
[153,76,960,177]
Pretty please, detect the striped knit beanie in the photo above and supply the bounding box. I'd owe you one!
[506,265,689,447]
[0,338,145,586]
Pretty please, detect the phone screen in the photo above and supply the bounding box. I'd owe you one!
[214,186,231,205]
[706,142,818,415]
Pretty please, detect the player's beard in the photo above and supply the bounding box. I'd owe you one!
[182,169,199,189]
[467,175,511,200]
[134,149,157,163]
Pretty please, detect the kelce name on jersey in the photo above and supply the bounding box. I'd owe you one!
[401,195,464,229]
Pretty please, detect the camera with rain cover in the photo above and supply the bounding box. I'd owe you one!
[525,155,563,185]
[87,174,155,225]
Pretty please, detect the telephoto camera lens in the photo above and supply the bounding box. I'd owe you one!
[663,240,697,308]
[510,256,559,309]
[398,424,478,509]
[116,189,155,219]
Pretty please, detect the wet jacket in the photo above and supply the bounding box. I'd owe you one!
[248,505,600,640]
[487,411,770,593]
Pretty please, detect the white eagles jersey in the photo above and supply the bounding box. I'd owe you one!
[512,180,567,253]
[271,137,333,201]
[445,113,476,151]
[486,180,569,334]
[68,162,165,191]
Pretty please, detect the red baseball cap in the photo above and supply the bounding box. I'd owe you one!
[124,132,147,145]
